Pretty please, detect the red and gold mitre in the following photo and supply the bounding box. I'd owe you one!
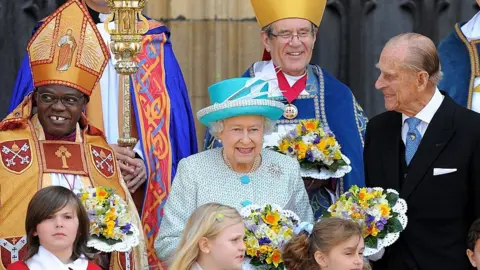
[27,0,109,96]
[250,0,327,28]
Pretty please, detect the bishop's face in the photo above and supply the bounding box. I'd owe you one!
[477,0,480,7]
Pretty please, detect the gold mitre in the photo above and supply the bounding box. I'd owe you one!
[250,0,327,28]
[27,0,109,96]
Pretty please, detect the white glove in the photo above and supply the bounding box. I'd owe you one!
[367,247,385,261]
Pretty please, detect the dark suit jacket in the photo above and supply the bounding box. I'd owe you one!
[364,95,480,270]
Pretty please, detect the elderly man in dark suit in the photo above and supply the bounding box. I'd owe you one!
[365,33,480,270]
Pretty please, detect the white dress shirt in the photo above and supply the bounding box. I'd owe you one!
[461,11,480,113]
[25,246,89,270]
[401,89,444,144]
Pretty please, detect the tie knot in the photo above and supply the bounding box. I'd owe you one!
[406,117,421,130]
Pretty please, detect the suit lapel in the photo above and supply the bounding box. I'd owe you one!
[400,96,456,199]
[381,113,402,191]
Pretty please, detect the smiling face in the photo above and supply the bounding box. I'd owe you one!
[217,115,265,172]
[34,85,87,137]
[375,43,422,114]
[34,203,79,257]
[262,18,316,76]
[315,235,365,270]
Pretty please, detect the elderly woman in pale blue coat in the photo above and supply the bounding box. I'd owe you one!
[154,78,314,261]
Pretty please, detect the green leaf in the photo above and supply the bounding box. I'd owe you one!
[321,210,332,218]
[385,218,403,233]
[250,258,263,266]
[386,192,399,207]
[365,236,378,249]
[377,229,387,239]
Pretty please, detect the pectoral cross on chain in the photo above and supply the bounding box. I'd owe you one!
[55,146,71,169]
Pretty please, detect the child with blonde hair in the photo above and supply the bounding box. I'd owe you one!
[169,203,246,270]
[283,217,366,270]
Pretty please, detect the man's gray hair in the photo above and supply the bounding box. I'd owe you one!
[386,33,443,85]
[208,117,275,138]
[262,22,318,38]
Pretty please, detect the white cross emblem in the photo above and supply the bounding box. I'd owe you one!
[2,143,30,167]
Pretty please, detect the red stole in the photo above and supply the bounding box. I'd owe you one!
[275,67,307,103]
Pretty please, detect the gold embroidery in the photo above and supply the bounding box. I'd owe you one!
[455,24,476,109]
[55,146,72,169]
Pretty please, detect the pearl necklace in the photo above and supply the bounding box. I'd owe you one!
[222,149,261,174]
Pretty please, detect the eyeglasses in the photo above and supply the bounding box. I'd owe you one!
[38,92,85,107]
[270,30,313,42]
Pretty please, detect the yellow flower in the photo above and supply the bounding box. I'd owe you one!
[247,247,257,257]
[334,150,342,160]
[96,187,108,201]
[262,210,281,225]
[279,139,290,153]
[318,137,335,152]
[246,236,259,248]
[105,220,115,237]
[260,245,269,254]
[358,188,373,201]
[379,204,391,217]
[351,212,362,220]
[296,142,308,160]
[266,249,283,267]
[369,225,380,237]
[81,192,89,201]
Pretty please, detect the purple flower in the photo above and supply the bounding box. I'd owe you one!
[259,237,271,245]
[365,215,375,225]
[122,223,132,234]
[287,130,297,139]
[288,147,294,153]
[313,136,320,144]
[246,223,257,232]
[306,151,314,162]
[376,221,385,230]
[379,217,388,224]
[301,125,307,133]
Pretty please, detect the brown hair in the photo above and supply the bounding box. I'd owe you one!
[386,33,443,85]
[468,218,480,251]
[283,217,363,270]
[25,186,91,261]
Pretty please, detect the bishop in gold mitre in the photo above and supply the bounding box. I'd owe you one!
[0,0,147,269]
[203,0,369,219]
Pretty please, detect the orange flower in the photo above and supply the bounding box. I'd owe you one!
[304,121,317,131]
[266,249,283,267]
[262,210,281,225]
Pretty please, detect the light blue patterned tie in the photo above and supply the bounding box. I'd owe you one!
[405,117,422,165]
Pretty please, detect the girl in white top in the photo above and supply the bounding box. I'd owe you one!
[169,203,246,270]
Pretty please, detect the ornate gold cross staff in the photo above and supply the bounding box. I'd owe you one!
[103,0,149,147]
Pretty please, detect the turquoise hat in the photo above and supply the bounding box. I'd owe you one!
[197,78,286,126]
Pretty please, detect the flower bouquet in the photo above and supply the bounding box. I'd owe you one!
[270,120,351,180]
[77,186,139,252]
[240,204,300,270]
[322,185,408,256]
